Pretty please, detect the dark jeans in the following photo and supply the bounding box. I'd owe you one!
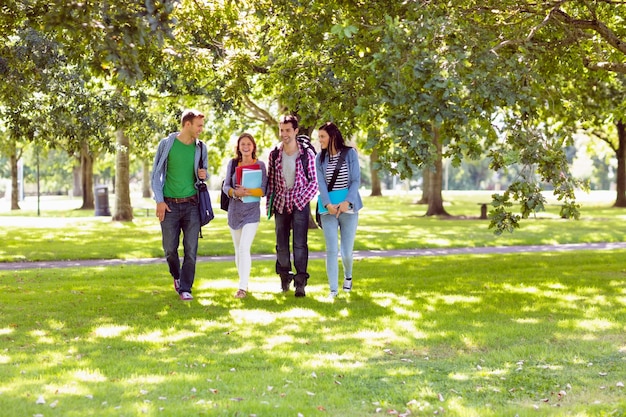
[160,200,201,293]
[274,203,310,279]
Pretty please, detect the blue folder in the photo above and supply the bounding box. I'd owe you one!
[317,188,349,214]
[241,169,262,203]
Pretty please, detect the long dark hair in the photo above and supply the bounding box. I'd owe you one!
[234,133,257,162]
[318,122,350,160]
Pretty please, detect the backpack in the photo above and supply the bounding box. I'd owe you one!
[197,141,214,236]
[268,134,316,181]
[220,158,237,211]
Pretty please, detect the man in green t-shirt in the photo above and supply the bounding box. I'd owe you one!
[150,109,208,301]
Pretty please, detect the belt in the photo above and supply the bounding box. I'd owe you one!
[164,195,197,204]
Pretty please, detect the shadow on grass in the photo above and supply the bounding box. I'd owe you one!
[1,253,625,416]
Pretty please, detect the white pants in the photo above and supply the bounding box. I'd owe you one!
[230,222,259,290]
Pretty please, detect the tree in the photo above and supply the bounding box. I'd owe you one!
[463,0,626,227]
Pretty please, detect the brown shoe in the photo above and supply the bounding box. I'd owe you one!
[235,289,247,299]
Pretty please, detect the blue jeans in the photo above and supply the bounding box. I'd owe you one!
[275,203,310,279]
[160,201,201,293]
[320,212,358,292]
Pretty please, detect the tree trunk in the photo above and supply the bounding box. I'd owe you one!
[425,125,449,216]
[72,164,82,197]
[416,167,431,204]
[80,142,95,210]
[369,149,382,196]
[112,129,134,221]
[142,159,152,198]
[614,120,626,207]
[10,153,20,210]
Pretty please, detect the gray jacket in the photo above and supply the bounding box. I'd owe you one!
[150,132,208,203]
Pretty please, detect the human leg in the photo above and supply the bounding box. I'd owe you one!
[236,222,259,291]
[275,211,294,291]
[292,204,310,277]
[321,214,340,293]
[179,202,201,294]
[339,212,359,291]
[274,211,293,274]
[230,227,242,273]
[161,204,182,288]
[292,204,310,297]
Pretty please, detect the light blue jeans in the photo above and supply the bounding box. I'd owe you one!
[320,211,358,292]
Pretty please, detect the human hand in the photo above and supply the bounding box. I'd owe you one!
[197,169,207,180]
[156,202,171,222]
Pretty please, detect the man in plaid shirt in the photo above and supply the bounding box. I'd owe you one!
[266,115,318,297]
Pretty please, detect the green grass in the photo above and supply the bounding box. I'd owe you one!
[2,190,626,262]
[1,253,625,416]
[1,190,625,415]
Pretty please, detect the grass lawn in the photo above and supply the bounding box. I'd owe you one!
[1,190,626,262]
[0,190,625,415]
[1,253,625,416]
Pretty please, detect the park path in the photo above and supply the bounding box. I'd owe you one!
[1,242,626,271]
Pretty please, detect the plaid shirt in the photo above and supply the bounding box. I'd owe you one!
[267,143,318,214]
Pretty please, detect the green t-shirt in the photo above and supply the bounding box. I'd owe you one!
[163,139,197,198]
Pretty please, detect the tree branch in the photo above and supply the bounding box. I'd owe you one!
[241,95,276,126]
[490,7,556,55]
[551,8,626,55]
[583,59,626,74]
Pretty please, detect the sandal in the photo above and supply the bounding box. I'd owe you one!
[234,289,247,299]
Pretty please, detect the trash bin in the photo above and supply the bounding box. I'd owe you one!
[94,185,111,216]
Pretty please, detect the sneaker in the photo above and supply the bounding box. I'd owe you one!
[173,278,180,293]
[280,273,293,292]
[179,291,193,301]
[342,277,352,292]
[235,289,247,299]
[329,291,338,299]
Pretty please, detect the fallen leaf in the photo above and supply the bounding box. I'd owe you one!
[387,409,398,414]
[311,371,317,378]
[209,388,218,394]
[36,395,45,405]
[476,365,482,370]
[599,372,608,376]
[406,399,418,406]
[334,380,342,385]
[617,382,624,388]
[230,397,244,402]
[267,386,274,391]
[541,398,549,402]
[306,391,316,396]
[438,393,444,402]
[557,390,566,399]
[317,405,327,411]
